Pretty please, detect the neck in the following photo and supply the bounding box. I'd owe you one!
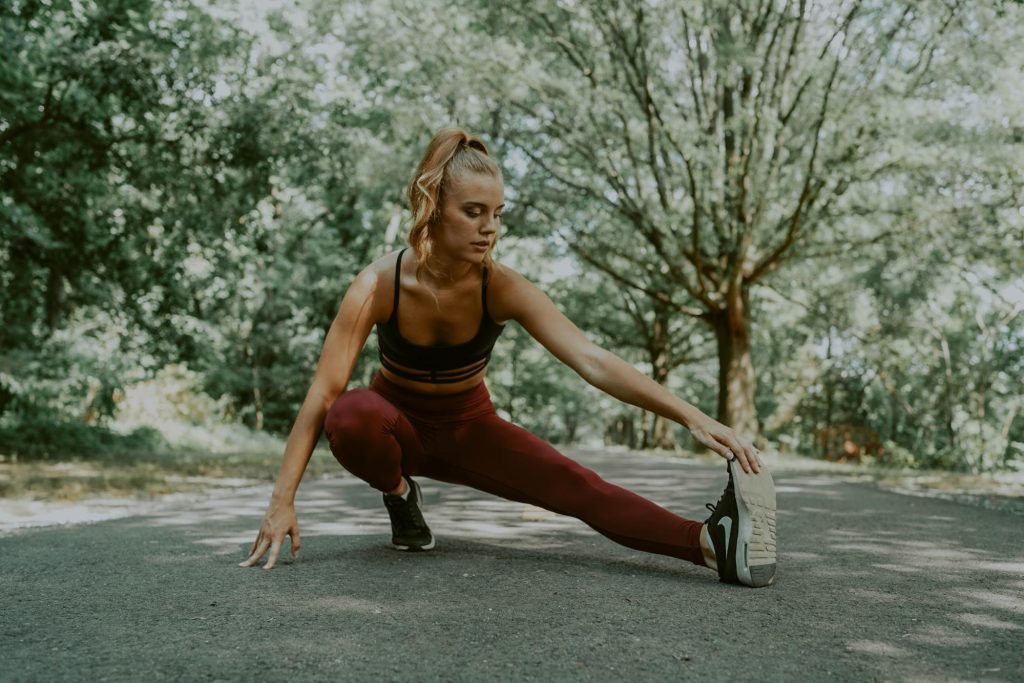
[420,249,475,288]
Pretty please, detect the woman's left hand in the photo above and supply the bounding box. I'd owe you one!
[687,413,764,474]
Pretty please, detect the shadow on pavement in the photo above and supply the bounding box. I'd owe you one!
[2,447,1022,682]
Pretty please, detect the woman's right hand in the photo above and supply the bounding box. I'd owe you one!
[239,498,301,570]
[686,412,764,474]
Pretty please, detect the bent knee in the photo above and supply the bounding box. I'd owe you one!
[324,388,388,440]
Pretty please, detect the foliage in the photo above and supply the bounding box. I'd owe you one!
[1,0,1022,473]
[0,414,169,462]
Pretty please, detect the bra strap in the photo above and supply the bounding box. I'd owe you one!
[390,247,406,322]
[481,265,489,314]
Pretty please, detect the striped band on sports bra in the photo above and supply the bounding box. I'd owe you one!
[378,354,490,384]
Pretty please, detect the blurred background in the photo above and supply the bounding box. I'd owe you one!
[1,0,1022,506]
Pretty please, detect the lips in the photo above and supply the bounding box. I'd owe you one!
[472,241,489,247]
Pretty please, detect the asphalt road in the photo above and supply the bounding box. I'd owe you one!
[2,448,1022,682]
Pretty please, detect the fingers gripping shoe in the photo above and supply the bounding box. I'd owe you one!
[382,475,435,551]
[704,458,777,587]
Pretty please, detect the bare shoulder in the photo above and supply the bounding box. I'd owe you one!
[313,249,402,401]
[486,261,535,326]
[487,261,523,287]
[365,247,404,280]
[486,260,599,378]
[348,248,404,325]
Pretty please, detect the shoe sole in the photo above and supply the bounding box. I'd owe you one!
[393,538,435,551]
[729,459,777,587]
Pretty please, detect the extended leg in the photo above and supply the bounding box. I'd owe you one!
[438,414,707,566]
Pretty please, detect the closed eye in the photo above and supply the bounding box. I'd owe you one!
[463,201,506,218]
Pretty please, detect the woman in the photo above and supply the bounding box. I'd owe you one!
[239,128,777,587]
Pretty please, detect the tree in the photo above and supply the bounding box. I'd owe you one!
[471,0,1019,443]
[561,270,713,449]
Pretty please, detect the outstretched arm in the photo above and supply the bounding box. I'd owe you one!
[499,267,762,473]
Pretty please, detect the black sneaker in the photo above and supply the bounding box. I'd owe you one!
[382,475,435,551]
[704,458,777,587]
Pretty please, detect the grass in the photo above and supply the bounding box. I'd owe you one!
[0,447,340,501]
[3,434,1021,518]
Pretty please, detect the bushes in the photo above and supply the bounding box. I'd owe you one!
[0,415,170,462]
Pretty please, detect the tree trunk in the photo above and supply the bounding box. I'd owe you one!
[888,385,900,443]
[253,386,264,431]
[563,402,579,443]
[822,326,835,459]
[648,413,676,451]
[45,266,64,332]
[642,358,677,450]
[506,351,517,422]
[82,377,101,425]
[709,286,758,438]
[252,363,264,431]
[938,333,957,452]
[639,408,651,447]
[605,411,638,449]
[644,308,679,450]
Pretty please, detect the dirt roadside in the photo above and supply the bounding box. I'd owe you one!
[2,448,1022,535]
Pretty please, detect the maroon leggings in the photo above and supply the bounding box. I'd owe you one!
[323,370,706,566]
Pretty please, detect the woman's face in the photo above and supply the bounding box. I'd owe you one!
[432,171,504,261]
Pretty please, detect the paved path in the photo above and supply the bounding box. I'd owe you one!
[2,448,1022,682]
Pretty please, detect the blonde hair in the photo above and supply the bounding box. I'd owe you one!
[405,127,504,287]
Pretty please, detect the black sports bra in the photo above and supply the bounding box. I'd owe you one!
[377,247,506,384]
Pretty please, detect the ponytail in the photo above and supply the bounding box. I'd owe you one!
[405,127,504,286]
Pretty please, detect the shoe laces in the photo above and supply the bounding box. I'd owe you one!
[705,496,727,521]
[704,470,735,519]
[387,495,425,529]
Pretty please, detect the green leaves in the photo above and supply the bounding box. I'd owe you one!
[3,0,1022,471]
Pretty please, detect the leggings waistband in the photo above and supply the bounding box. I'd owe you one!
[369,369,496,422]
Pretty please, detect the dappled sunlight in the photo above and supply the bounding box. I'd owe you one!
[784,551,824,561]
[955,613,1022,631]
[829,542,895,556]
[847,588,905,603]
[974,561,1024,573]
[765,469,1023,682]
[0,496,170,532]
[905,624,985,647]
[4,0,1023,678]
[952,589,1024,615]
[824,527,1019,576]
[5,450,1022,682]
[871,563,923,573]
[846,640,912,657]
[129,447,733,564]
[304,595,388,615]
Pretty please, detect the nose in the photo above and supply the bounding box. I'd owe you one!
[481,216,498,236]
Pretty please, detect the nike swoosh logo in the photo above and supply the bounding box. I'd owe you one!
[718,517,733,561]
